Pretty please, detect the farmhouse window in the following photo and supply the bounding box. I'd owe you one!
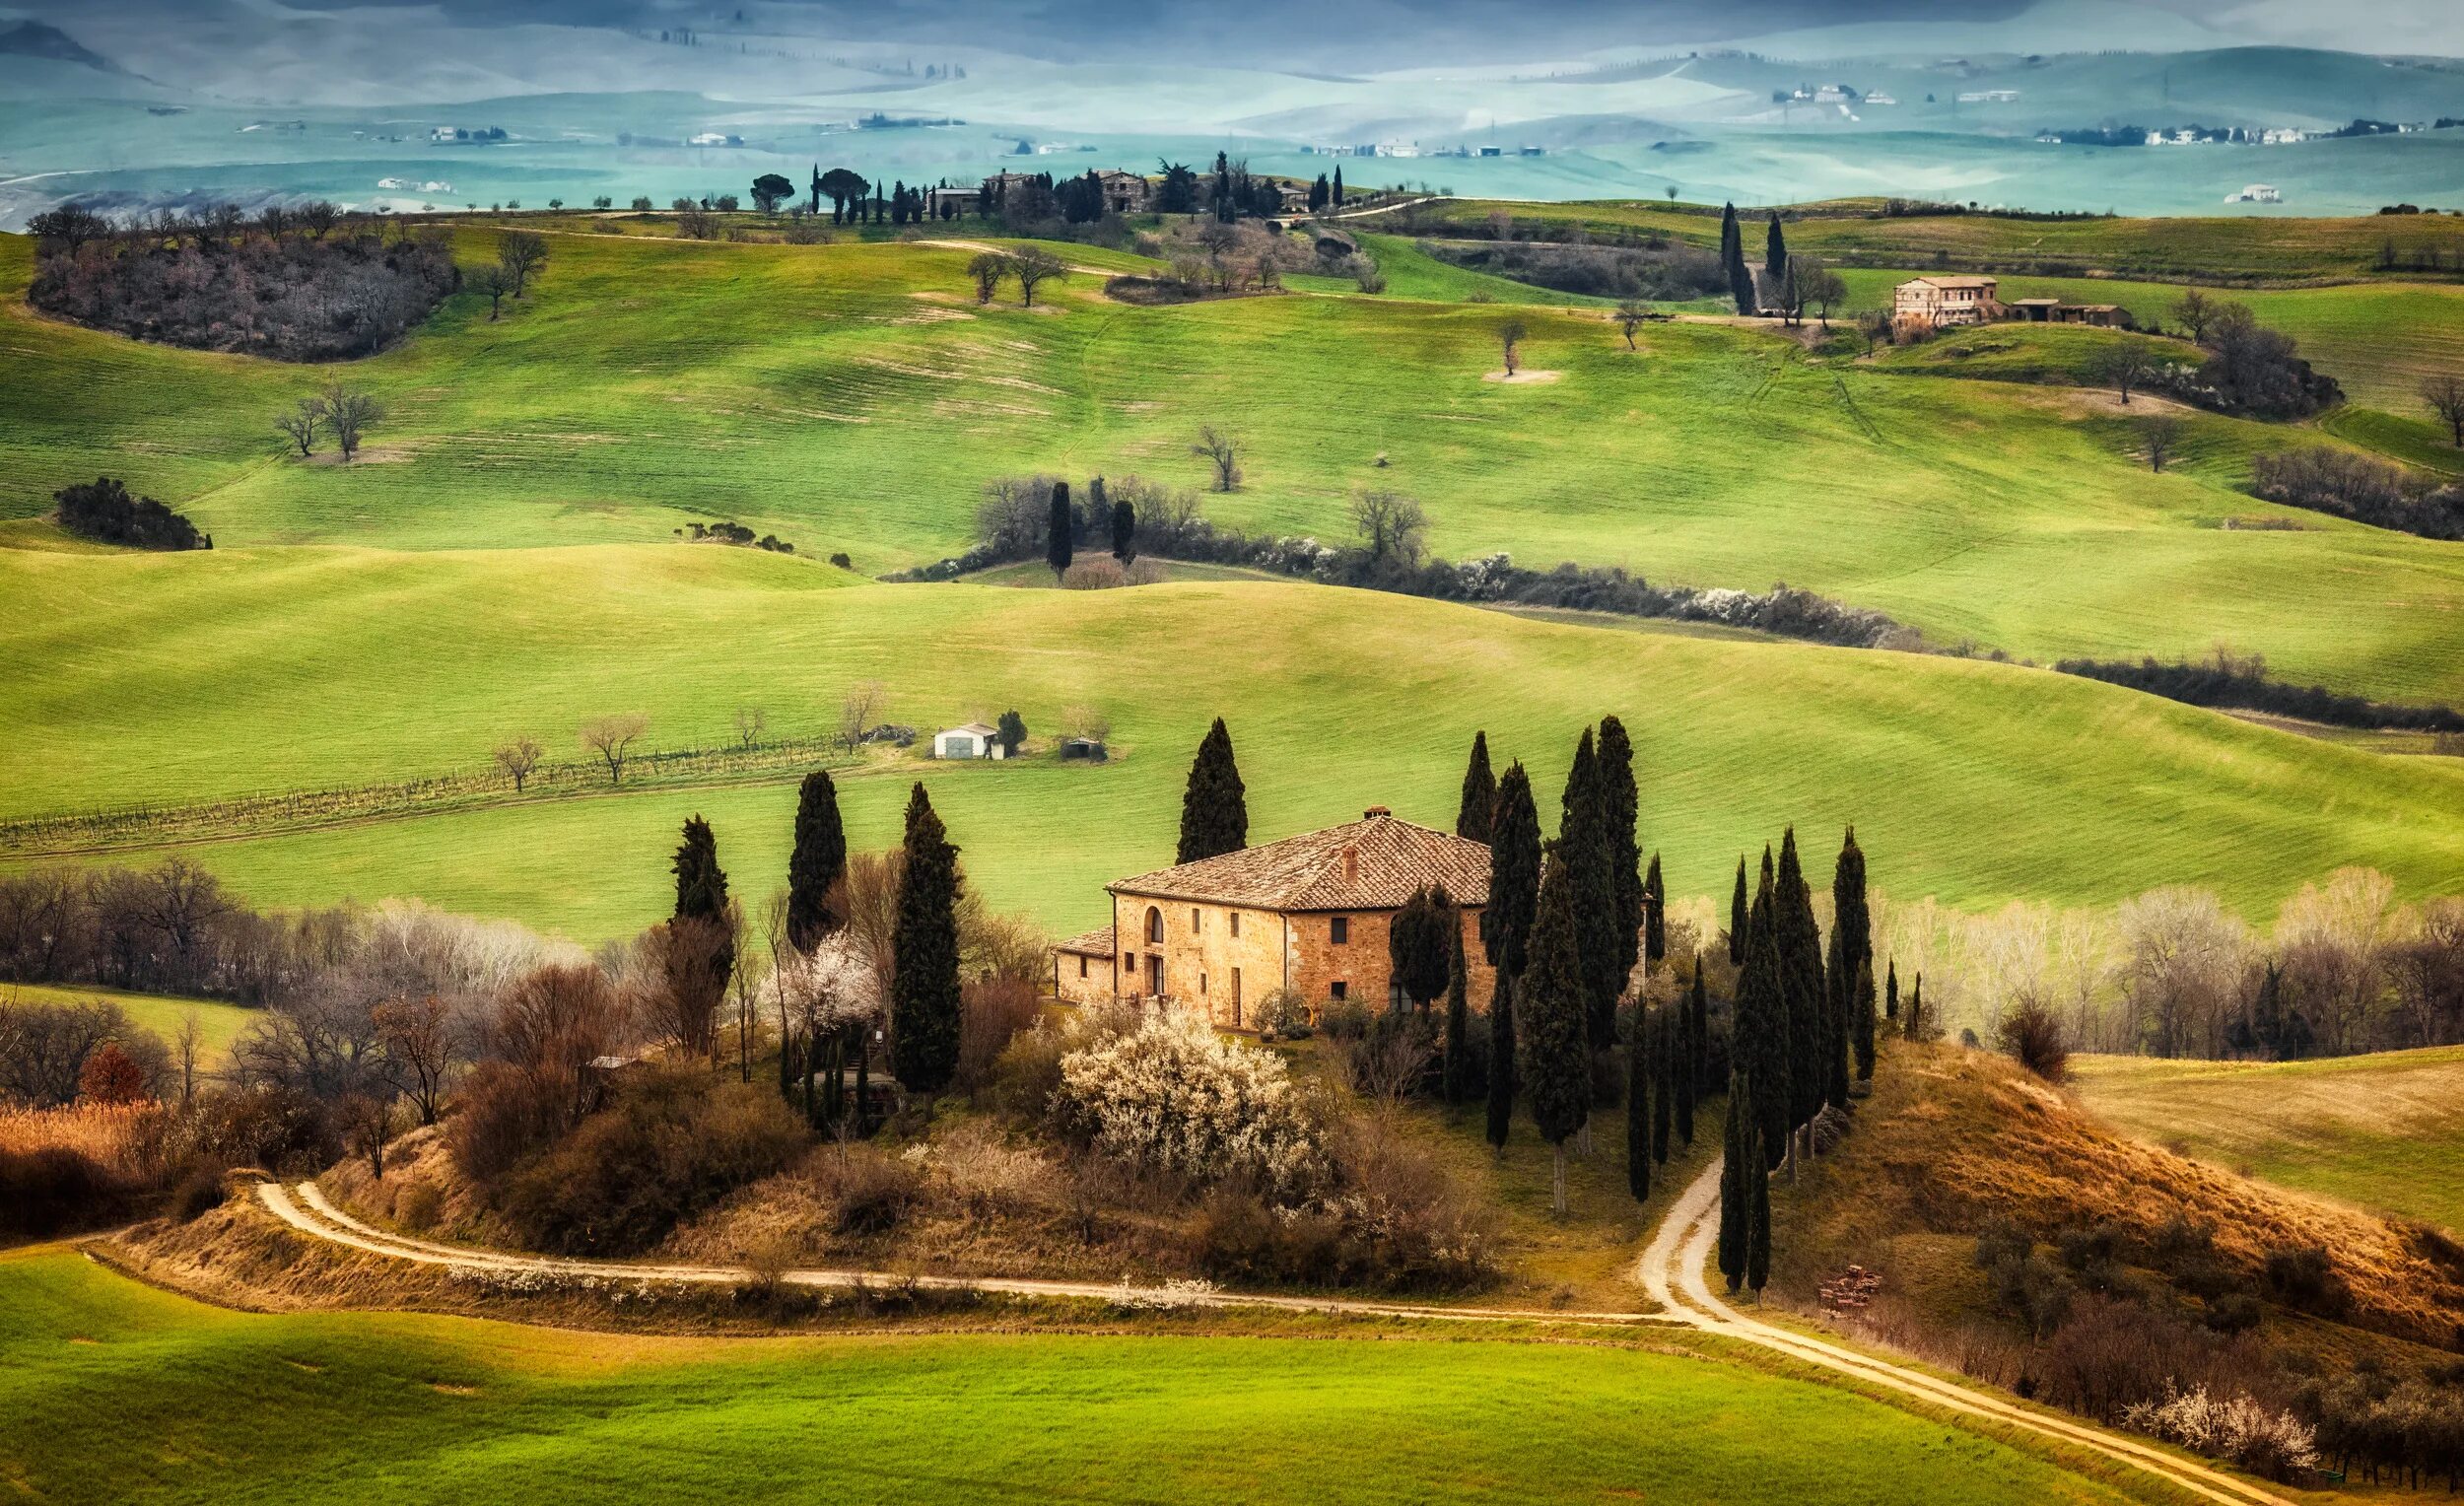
[1078,957,1088,979]
[1146,907,1163,943]
[1230,913,1242,937]
[1199,973,1208,995]
[1331,916,1349,945]
[1331,981,1348,1001]
[1192,908,1201,931]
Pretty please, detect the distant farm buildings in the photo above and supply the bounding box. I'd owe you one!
[1894,276,2137,333]
[2231,183,2283,204]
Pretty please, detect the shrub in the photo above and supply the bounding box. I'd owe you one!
[0,1145,125,1238]
[51,478,207,552]
[493,1068,804,1256]
[394,1179,444,1233]
[166,1160,228,1223]
[956,974,1041,1097]
[2262,1243,2352,1318]
[179,1084,336,1175]
[443,1060,560,1183]
[1317,996,1373,1042]
[2123,1384,2318,1480]
[1996,1000,2070,1084]
[1052,1007,1327,1198]
[2249,448,2464,541]
[810,1143,925,1235]
[1259,988,1313,1040]
[2202,1292,2263,1334]
[1061,556,1127,589]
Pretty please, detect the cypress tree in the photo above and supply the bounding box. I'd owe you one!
[1175,718,1247,863]
[1457,730,1496,844]
[1389,883,1454,1012]
[1833,827,1877,1083]
[673,814,729,922]
[1742,850,1792,1171]
[1676,962,1703,1145]
[1625,1004,1651,1201]
[1651,1003,1673,1163]
[1333,165,1343,206]
[1484,973,1516,1151]
[1047,480,1073,576]
[1558,728,1618,1050]
[1599,715,1643,998]
[1111,495,1136,563]
[1642,852,1667,967]
[1728,856,1748,965]
[1720,202,1755,315]
[1088,475,1107,542]
[1521,841,1592,1215]
[1745,1114,1771,1298]
[1885,957,1899,1020]
[1774,828,1825,1149]
[1821,921,1850,1110]
[1442,921,1472,1104]
[1906,974,1925,1041]
[786,770,847,951]
[1481,763,1541,976]
[1719,1064,1750,1292]
[1764,212,1788,289]
[889,784,962,1095]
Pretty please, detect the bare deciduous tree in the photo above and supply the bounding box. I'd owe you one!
[372,993,455,1125]
[339,1090,402,1177]
[2170,288,2217,346]
[1009,244,1065,307]
[493,736,544,791]
[172,1009,203,1107]
[1349,489,1429,568]
[467,264,512,320]
[1614,300,1649,350]
[839,680,886,747]
[494,962,623,1130]
[2142,415,2184,473]
[318,385,382,461]
[275,399,319,458]
[1193,425,1243,492]
[579,713,650,785]
[2424,373,2464,447]
[497,230,550,297]
[967,250,1007,304]
[2091,343,2156,406]
[733,706,768,750]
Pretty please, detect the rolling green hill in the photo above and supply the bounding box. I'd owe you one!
[8,228,2464,707]
[4,547,2458,943]
[2075,1048,2464,1234]
[0,983,258,1064]
[1378,198,2464,284]
[0,1246,2163,1506]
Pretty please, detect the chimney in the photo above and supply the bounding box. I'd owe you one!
[1342,847,1359,881]
[1363,805,1390,819]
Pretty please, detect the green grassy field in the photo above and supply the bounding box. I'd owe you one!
[9,228,2464,708]
[0,1245,2175,1505]
[0,983,259,1063]
[1383,198,2464,283]
[2075,1048,2464,1234]
[5,550,2460,942]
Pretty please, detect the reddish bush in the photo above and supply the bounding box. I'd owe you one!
[77,1043,150,1105]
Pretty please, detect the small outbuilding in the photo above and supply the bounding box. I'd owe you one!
[931,722,1005,760]
[1058,736,1109,762]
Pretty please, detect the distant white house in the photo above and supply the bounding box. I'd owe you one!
[2230,184,2283,203]
[1865,91,1898,105]
[932,722,1006,760]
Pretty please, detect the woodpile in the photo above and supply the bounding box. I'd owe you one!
[1819,1265,1882,1311]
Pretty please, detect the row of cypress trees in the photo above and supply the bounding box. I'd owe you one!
[1717,824,1876,1298]
[1044,477,1142,577]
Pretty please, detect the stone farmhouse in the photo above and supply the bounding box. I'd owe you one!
[1892,274,2000,328]
[1052,807,1494,1030]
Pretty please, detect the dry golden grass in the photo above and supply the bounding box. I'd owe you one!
[1780,1042,2464,1351]
[0,1102,165,1175]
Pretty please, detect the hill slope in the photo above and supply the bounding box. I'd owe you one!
[3,547,2459,941]
[7,229,2464,705]
[2076,1048,2464,1235]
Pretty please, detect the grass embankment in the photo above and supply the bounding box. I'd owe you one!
[1381,198,2464,283]
[1776,1044,2464,1360]
[2076,1049,2464,1236]
[0,983,258,1065]
[0,1245,2175,1506]
[5,554,2462,941]
[9,229,2464,704]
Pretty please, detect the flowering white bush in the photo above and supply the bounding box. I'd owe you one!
[1106,1277,1219,1313]
[1054,1006,1326,1197]
[2122,1384,2318,1479]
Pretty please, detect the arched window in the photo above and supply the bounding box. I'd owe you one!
[1145,906,1163,943]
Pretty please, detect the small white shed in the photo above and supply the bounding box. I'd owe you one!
[932,722,1005,760]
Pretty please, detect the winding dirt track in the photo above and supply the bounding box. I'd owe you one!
[261,1164,2298,1503]
[1638,1160,2298,1506]
[251,1179,1660,1328]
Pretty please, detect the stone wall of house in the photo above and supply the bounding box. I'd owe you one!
[1055,947,1115,1007]
[1104,894,1497,1029]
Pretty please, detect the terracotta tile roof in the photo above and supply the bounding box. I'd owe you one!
[1055,924,1118,956]
[1109,810,1490,912]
